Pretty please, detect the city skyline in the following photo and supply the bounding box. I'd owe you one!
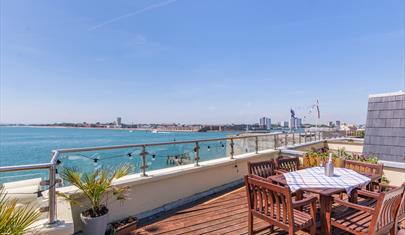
[1,0,404,124]
[0,114,348,127]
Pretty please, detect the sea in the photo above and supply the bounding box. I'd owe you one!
[0,126,241,183]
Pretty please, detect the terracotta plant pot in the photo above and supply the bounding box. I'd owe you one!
[334,158,345,168]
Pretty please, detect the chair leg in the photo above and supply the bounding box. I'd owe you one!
[248,211,253,235]
[310,224,316,235]
[389,226,395,235]
[269,225,274,233]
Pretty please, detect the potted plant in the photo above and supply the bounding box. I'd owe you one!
[58,164,131,235]
[110,216,138,235]
[304,149,344,167]
[0,186,40,235]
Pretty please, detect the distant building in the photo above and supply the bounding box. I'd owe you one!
[295,118,302,128]
[289,117,302,129]
[116,117,122,127]
[335,120,341,129]
[259,117,271,130]
[283,121,289,128]
[329,121,334,127]
[259,117,266,127]
[289,118,295,129]
[339,123,357,131]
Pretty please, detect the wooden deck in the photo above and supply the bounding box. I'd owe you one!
[132,187,405,235]
[133,187,309,235]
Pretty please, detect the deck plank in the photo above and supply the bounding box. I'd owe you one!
[132,186,315,235]
[132,186,405,235]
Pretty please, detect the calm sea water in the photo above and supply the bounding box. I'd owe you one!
[0,127,239,183]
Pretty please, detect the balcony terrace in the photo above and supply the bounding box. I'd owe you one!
[1,131,404,235]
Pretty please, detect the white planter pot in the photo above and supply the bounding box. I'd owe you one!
[80,210,109,235]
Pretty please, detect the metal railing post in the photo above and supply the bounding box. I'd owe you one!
[284,133,288,147]
[299,132,302,144]
[292,132,295,145]
[194,142,200,166]
[318,132,321,140]
[274,134,278,149]
[230,139,234,159]
[48,164,57,224]
[255,136,259,154]
[304,132,307,143]
[140,145,148,177]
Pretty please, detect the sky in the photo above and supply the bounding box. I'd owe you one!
[0,0,404,125]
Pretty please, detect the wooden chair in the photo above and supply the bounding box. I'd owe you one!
[244,175,317,235]
[331,185,404,235]
[247,160,276,179]
[344,160,384,192]
[275,156,302,173]
[395,183,405,234]
[357,182,405,234]
[344,160,383,180]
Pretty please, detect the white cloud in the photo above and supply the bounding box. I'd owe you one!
[88,0,177,31]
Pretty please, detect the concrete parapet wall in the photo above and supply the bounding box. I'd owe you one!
[62,149,279,233]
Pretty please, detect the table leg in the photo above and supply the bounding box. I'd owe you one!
[295,190,304,210]
[349,189,358,204]
[320,195,332,235]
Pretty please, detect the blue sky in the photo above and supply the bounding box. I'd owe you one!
[1,0,404,124]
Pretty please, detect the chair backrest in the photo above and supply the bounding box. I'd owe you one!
[370,185,404,234]
[244,175,293,232]
[276,156,300,172]
[344,160,383,177]
[396,183,405,221]
[248,160,276,179]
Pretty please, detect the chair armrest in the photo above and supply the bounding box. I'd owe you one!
[248,174,269,182]
[333,198,375,214]
[275,169,287,175]
[293,196,317,209]
[357,190,379,199]
[377,184,397,192]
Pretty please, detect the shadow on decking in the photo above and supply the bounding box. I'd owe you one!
[132,186,310,235]
[132,186,405,235]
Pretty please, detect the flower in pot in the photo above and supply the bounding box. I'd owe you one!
[58,164,131,235]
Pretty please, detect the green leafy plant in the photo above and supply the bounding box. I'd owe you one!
[58,164,132,217]
[358,130,365,138]
[0,186,41,235]
[304,148,380,168]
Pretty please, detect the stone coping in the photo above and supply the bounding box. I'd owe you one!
[379,160,405,169]
[369,91,405,98]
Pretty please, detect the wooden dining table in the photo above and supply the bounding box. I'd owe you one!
[268,171,379,235]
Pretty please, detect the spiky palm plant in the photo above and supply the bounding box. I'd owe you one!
[58,164,131,217]
[0,186,41,235]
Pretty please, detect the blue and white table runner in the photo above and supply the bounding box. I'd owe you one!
[283,167,371,194]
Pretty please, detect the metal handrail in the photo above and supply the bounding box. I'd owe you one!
[0,163,53,172]
[0,130,336,225]
[51,132,283,154]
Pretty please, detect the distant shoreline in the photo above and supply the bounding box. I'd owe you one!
[0,125,231,133]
